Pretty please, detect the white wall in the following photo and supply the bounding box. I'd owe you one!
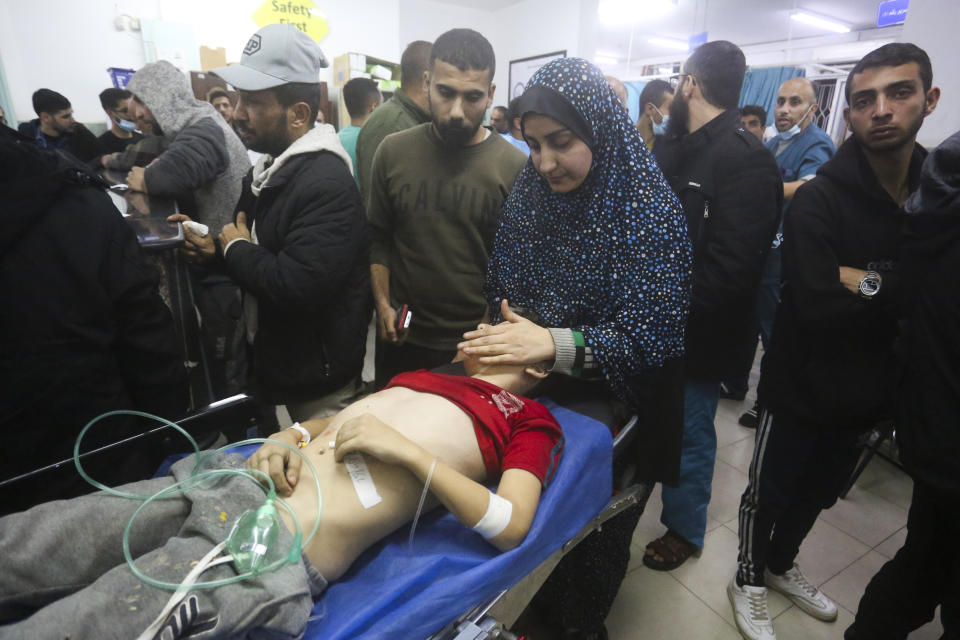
[0,0,399,124]
[0,0,154,124]
[0,0,604,126]
[398,0,494,52]
[395,0,591,116]
[488,0,589,107]
[900,0,957,148]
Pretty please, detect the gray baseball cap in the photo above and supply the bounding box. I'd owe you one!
[211,24,328,91]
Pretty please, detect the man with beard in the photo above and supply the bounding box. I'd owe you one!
[18,89,102,163]
[732,78,836,418]
[367,28,526,388]
[125,60,251,401]
[727,78,835,415]
[644,40,781,573]
[730,43,939,640]
[170,24,370,423]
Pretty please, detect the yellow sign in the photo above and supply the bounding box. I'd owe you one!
[252,0,329,42]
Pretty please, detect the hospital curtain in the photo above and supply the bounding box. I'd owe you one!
[625,81,646,124]
[739,66,805,126]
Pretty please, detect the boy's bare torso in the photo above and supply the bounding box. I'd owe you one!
[281,386,487,580]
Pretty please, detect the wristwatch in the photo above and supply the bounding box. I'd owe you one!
[858,270,882,299]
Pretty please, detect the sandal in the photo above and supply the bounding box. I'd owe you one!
[642,529,699,571]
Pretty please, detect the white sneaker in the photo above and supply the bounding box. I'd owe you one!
[728,577,776,640]
[765,564,838,621]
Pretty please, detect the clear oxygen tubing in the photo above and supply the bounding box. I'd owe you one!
[122,468,302,590]
[73,410,323,590]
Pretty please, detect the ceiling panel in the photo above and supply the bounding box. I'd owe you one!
[596,0,893,63]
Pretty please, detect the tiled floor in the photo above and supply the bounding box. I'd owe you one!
[605,385,945,639]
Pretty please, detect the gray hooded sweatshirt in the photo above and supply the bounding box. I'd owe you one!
[127,61,249,235]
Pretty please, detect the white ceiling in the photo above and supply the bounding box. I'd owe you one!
[431,0,527,10]
[595,0,894,63]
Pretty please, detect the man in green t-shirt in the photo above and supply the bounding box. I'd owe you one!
[368,28,527,389]
[338,78,381,181]
[356,40,433,203]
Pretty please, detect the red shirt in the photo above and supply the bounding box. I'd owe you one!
[387,371,564,486]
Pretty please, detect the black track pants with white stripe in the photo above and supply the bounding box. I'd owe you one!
[736,409,863,586]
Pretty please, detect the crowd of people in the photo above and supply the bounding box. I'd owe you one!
[0,18,955,640]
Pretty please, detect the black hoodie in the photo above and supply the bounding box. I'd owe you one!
[896,130,960,492]
[758,135,925,429]
[0,126,187,508]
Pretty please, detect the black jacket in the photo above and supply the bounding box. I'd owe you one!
[896,131,960,492]
[758,137,926,429]
[655,110,782,381]
[0,127,188,500]
[18,118,103,164]
[226,151,371,405]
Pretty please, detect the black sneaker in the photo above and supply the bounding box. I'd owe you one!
[719,382,746,401]
[739,401,760,429]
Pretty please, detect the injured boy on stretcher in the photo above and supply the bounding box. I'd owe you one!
[0,355,563,640]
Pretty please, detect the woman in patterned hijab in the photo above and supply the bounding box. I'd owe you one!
[459,57,691,410]
[458,58,692,637]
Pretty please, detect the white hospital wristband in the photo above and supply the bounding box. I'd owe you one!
[472,492,513,539]
[287,422,311,447]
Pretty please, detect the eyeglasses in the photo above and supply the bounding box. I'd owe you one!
[669,74,693,90]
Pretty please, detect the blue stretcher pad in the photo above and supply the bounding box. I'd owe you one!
[305,399,613,640]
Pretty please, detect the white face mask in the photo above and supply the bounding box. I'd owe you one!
[779,103,815,141]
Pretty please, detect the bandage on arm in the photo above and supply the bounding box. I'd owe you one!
[473,492,513,539]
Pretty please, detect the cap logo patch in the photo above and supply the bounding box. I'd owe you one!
[244,34,262,56]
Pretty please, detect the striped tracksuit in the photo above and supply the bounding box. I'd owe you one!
[736,409,862,585]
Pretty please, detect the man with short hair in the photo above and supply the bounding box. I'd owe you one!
[644,41,782,572]
[636,79,673,150]
[501,96,530,156]
[489,104,509,134]
[355,40,433,202]
[368,28,527,389]
[171,24,370,423]
[97,88,142,155]
[727,78,835,411]
[207,87,235,125]
[846,130,960,639]
[338,77,382,179]
[730,43,940,640]
[17,88,102,163]
[740,105,767,142]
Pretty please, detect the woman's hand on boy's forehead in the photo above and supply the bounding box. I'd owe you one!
[457,299,555,365]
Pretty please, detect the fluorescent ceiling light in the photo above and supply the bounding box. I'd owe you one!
[790,11,851,33]
[599,0,675,25]
[594,55,619,66]
[648,37,690,51]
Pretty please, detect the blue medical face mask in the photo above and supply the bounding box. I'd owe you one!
[111,109,137,133]
[778,104,814,141]
[651,104,670,136]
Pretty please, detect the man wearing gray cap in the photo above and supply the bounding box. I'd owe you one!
[171,24,370,423]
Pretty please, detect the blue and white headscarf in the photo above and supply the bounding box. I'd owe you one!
[484,57,692,408]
